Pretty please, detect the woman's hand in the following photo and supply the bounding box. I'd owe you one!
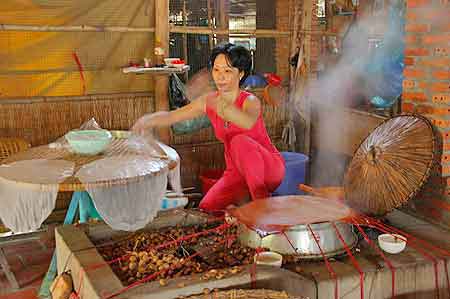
[131,111,169,135]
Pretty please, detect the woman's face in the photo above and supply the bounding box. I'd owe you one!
[212,54,243,93]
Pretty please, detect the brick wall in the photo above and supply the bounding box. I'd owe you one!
[401,0,450,227]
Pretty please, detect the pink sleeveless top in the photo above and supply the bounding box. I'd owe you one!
[206,91,281,169]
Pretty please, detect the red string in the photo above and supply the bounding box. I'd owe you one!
[359,215,450,257]
[281,231,298,253]
[331,222,364,299]
[307,224,339,299]
[249,247,265,288]
[72,52,86,95]
[368,221,441,299]
[353,222,396,298]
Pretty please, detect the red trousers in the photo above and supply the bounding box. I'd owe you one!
[199,135,285,213]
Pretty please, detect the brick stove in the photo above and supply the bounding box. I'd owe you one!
[54,210,450,299]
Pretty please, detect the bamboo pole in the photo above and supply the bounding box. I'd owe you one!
[0,24,155,33]
[207,0,213,48]
[170,25,338,37]
[0,24,336,37]
[0,92,152,104]
[154,0,171,144]
[216,0,229,43]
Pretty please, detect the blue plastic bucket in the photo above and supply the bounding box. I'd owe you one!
[273,152,309,196]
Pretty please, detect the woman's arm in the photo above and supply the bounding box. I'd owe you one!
[219,94,261,130]
[132,96,206,134]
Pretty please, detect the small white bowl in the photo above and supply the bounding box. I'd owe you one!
[254,251,283,267]
[378,233,407,254]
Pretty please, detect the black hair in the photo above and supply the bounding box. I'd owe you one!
[209,43,252,86]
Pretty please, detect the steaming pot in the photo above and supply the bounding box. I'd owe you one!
[238,221,357,259]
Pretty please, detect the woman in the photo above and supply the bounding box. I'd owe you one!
[132,43,285,213]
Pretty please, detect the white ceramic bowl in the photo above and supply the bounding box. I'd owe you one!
[254,251,283,267]
[378,233,407,254]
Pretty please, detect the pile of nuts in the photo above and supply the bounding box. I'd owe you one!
[97,223,256,285]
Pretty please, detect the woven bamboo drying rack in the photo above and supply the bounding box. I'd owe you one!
[1,137,179,192]
[0,138,30,161]
[184,289,306,299]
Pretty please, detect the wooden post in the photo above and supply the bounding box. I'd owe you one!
[155,0,171,143]
[216,0,229,43]
[302,0,313,156]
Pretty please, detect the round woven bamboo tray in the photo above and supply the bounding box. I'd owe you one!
[1,136,179,192]
[183,289,306,299]
[343,114,439,216]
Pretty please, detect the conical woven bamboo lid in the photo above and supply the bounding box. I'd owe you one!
[343,114,439,216]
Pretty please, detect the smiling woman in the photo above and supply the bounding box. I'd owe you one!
[132,43,285,213]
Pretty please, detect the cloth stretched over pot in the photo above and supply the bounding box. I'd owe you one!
[0,159,74,232]
[344,114,439,216]
[228,195,352,233]
[75,156,168,231]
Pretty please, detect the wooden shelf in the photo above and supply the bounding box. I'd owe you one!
[122,65,190,75]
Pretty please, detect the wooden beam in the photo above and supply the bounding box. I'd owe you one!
[0,24,155,33]
[170,25,291,37]
[154,0,171,143]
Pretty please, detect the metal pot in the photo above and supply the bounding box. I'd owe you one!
[238,221,358,259]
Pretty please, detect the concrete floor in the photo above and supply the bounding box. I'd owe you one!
[0,230,54,299]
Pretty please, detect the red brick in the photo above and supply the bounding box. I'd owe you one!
[0,288,37,299]
[402,102,415,112]
[404,48,430,56]
[407,0,432,8]
[404,56,415,66]
[403,80,416,89]
[442,153,450,163]
[419,57,450,68]
[404,35,418,44]
[433,71,450,80]
[403,92,428,102]
[428,198,450,212]
[406,11,418,21]
[411,201,444,221]
[431,82,450,92]
[442,130,450,140]
[418,81,428,89]
[416,104,450,115]
[434,47,450,56]
[431,117,450,128]
[405,23,430,32]
[432,94,450,103]
[434,22,450,32]
[422,9,449,21]
[423,34,450,44]
[403,68,426,78]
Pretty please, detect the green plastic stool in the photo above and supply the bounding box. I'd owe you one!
[38,191,101,298]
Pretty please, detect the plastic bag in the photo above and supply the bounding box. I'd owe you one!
[168,74,211,135]
[49,117,103,149]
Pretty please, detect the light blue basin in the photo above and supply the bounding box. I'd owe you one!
[65,129,112,155]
